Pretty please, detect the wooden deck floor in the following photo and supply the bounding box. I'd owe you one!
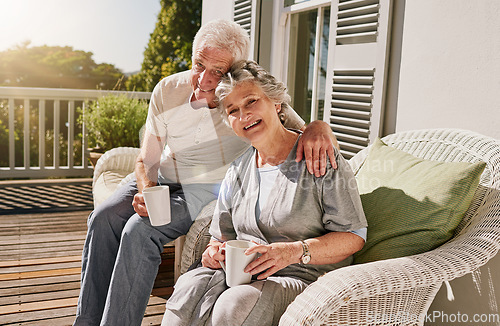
[0,185,174,325]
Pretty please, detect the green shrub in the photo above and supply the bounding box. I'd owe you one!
[80,94,148,151]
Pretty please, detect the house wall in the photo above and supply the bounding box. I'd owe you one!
[393,0,500,141]
[201,0,233,24]
[199,1,500,322]
[393,1,500,324]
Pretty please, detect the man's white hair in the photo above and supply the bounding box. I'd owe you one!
[192,19,250,63]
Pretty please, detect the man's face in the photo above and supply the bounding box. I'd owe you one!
[190,47,233,108]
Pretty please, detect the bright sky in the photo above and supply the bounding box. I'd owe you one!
[0,0,161,73]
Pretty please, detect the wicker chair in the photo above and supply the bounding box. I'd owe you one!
[93,129,500,325]
[278,128,500,325]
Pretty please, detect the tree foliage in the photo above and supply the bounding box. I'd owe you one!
[0,42,125,90]
[126,0,202,92]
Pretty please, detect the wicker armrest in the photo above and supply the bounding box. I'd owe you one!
[280,213,500,326]
[92,147,140,185]
[280,256,435,325]
[180,200,217,274]
[92,147,140,207]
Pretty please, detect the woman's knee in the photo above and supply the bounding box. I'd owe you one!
[212,283,263,325]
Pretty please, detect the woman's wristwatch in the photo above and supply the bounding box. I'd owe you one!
[300,240,311,264]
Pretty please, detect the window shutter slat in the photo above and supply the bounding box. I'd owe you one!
[323,0,393,159]
[233,0,259,60]
[336,0,380,45]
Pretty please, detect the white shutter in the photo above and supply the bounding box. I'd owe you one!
[324,0,393,159]
[233,0,260,60]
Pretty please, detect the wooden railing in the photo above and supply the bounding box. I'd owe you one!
[0,87,151,179]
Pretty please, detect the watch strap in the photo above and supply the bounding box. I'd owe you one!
[300,240,311,264]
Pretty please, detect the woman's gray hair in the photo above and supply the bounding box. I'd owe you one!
[192,20,250,63]
[215,60,292,123]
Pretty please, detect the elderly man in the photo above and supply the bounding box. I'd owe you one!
[74,19,338,326]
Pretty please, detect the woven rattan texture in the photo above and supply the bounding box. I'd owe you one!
[92,147,140,207]
[279,129,500,325]
[180,200,216,273]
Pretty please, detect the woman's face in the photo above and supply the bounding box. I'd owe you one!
[223,81,281,143]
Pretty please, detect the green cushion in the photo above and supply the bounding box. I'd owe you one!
[353,138,486,264]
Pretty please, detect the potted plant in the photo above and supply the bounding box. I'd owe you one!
[80,94,148,167]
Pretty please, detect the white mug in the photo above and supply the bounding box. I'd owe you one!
[142,185,171,226]
[219,240,257,287]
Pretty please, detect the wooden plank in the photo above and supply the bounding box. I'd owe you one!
[0,274,80,290]
[0,227,87,236]
[0,243,83,252]
[2,314,77,326]
[144,303,167,314]
[0,246,84,259]
[1,302,167,326]
[0,267,81,281]
[0,240,83,252]
[0,212,87,221]
[150,287,173,298]
[0,217,88,228]
[142,304,167,325]
[1,261,81,274]
[0,297,78,315]
[0,242,84,253]
[0,218,87,227]
[0,213,90,226]
[0,231,87,244]
[0,251,85,263]
[0,306,77,325]
[0,225,87,234]
[0,278,79,297]
[0,288,81,306]
[142,315,164,326]
[0,210,90,221]
[0,256,82,268]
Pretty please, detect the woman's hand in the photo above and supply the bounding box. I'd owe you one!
[201,240,225,269]
[296,120,339,177]
[243,242,302,280]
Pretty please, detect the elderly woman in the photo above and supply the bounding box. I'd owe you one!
[161,61,367,326]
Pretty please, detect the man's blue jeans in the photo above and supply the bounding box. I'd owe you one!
[73,180,219,326]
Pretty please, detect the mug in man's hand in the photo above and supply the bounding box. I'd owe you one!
[142,185,171,226]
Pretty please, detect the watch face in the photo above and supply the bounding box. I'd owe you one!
[302,255,311,264]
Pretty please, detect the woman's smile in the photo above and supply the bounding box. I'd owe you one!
[243,119,262,130]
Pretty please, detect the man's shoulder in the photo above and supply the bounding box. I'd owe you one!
[153,71,192,106]
[158,70,191,90]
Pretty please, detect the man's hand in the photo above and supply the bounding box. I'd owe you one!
[296,120,339,177]
[132,192,149,217]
